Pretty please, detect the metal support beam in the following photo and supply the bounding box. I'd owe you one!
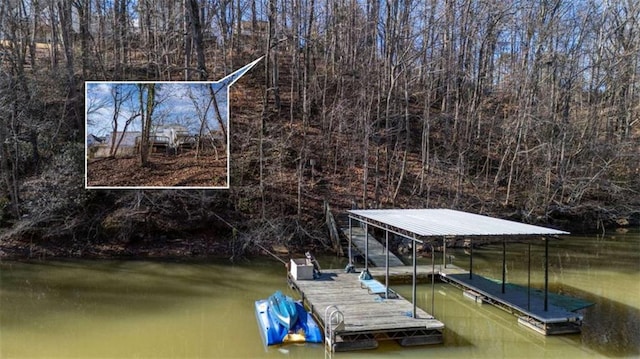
[348,217,353,265]
[443,237,447,269]
[544,237,549,312]
[347,215,424,244]
[501,239,506,294]
[385,231,389,299]
[527,242,531,311]
[412,237,417,318]
[431,242,436,315]
[364,222,369,271]
[469,240,473,279]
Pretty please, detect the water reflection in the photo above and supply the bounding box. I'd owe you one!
[0,231,638,358]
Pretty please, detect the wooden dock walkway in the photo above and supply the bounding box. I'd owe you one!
[342,226,405,267]
[288,269,444,352]
[368,264,467,283]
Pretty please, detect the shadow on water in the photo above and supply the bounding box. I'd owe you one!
[552,283,640,358]
[406,281,639,358]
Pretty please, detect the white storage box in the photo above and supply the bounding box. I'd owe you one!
[290,258,314,280]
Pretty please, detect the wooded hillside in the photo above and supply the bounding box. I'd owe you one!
[1,0,638,258]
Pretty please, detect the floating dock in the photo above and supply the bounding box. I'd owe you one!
[287,208,591,352]
[288,263,591,352]
[288,269,444,352]
[439,271,592,335]
[366,264,591,335]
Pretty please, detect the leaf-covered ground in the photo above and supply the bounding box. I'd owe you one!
[87,151,227,188]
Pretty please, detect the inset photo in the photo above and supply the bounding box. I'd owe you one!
[86,81,230,188]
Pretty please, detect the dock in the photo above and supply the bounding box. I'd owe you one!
[287,262,591,352]
[284,208,590,352]
[342,225,404,267]
[439,271,592,335]
[368,264,466,283]
[366,264,591,335]
[343,209,592,336]
[288,269,444,352]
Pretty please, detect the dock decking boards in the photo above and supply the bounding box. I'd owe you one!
[439,271,592,335]
[370,264,591,335]
[342,226,405,267]
[289,269,444,352]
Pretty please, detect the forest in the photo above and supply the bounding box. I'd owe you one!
[0,0,638,259]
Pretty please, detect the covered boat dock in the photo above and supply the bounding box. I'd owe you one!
[347,208,590,336]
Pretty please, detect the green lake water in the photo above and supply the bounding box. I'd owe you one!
[1,231,638,358]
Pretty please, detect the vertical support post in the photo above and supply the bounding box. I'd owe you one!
[385,230,389,299]
[527,242,531,311]
[431,242,436,315]
[501,239,506,293]
[443,236,447,269]
[469,240,473,279]
[348,216,353,266]
[364,222,369,271]
[544,237,549,312]
[412,236,417,318]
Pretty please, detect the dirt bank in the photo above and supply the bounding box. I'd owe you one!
[87,151,227,187]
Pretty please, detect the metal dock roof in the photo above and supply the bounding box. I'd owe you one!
[347,208,569,238]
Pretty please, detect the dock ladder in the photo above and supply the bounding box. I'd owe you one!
[324,305,344,354]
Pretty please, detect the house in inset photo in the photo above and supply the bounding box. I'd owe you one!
[89,131,141,158]
[88,124,198,159]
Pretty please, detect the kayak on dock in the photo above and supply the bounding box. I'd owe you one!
[255,292,323,346]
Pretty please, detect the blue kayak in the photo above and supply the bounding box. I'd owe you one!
[255,294,323,346]
[267,290,298,330]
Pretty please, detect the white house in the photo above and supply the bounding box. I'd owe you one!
[154,124,190,148]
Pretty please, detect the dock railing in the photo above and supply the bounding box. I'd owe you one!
[324,202,344,256]
[324,305,344,353]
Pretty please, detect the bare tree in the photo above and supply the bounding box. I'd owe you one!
[108,85,140,157]
[139,83,157,166]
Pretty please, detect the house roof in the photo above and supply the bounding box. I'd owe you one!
[348,208,569,239]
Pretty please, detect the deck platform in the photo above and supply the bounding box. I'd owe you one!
[439,270,593,335]
[288,269,444,352]
[366,264,591,335]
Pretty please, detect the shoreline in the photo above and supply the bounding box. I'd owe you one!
[2,227,637,262]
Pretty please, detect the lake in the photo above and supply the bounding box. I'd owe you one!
[1,231,638,358]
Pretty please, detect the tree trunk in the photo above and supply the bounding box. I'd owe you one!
[140,84,156,167]
[187,0,207,80]
[57,0,75,92]
[0,112,20,218]
[76,0,91,78]
[209,84,227,147]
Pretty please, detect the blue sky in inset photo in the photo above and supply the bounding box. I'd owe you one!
[86,82,228,137]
